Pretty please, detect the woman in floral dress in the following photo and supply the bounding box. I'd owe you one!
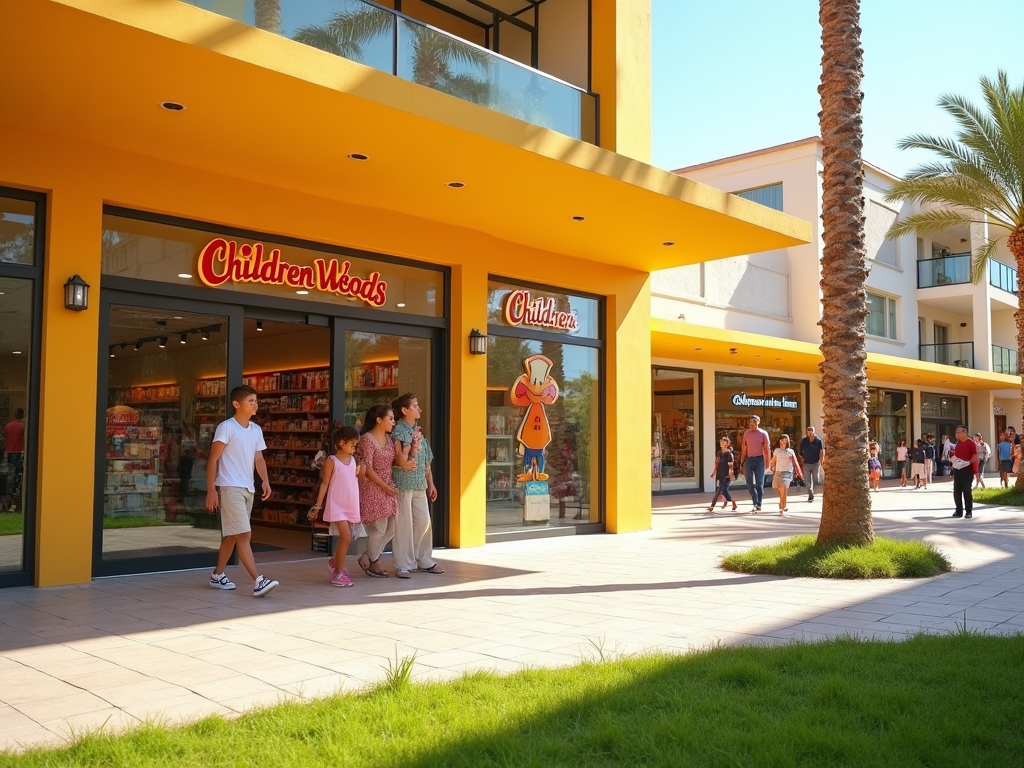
[356,404,399,578]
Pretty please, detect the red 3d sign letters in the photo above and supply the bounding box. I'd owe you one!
[503,289,579,332]
[198,238,387,306]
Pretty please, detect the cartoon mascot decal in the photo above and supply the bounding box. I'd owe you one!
[509,354,560,481]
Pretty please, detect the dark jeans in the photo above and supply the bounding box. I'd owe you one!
[803,462,820,496]
[952,467,974,515]
[710,476,732,506]
[744,456,765,507]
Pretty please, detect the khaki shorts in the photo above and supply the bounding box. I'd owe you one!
[219,486,253,536]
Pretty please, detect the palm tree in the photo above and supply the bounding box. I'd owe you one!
[293,3,491,105]
[816,0,874,545]
[254,0,280,34]
[885,71,1024,485]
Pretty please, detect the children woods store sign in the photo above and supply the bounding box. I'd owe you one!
[731,392,799,410]
[503,290,579,332]
[197,238,388,306]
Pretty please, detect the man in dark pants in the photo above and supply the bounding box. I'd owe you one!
[950,425,978,519]
[798,426,825,502]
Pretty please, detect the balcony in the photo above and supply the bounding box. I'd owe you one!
[919,342,974,368]
[989,260,1018,295]
[993,345,1019,375]
[185,0,597,143]
[917,253,971,288]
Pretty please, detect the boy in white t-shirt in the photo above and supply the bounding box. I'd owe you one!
[205,385,279,597]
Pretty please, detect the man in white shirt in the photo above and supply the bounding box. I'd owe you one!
[205,385,279,597]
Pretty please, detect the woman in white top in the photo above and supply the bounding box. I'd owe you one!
[768,434,803,516]
[896,439,909,487]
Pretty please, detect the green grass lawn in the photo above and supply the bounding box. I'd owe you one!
[972,486,1024,506]
[721,534,952,579]
[0,514,189,536]
[1,634,1021,767]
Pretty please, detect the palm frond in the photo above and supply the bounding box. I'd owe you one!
[896,133,977,165]
[885,209,977,239]
[884,176,1014,226]
[969,237,1004,284]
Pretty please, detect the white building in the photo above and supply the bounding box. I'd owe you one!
[651,137,1020,494]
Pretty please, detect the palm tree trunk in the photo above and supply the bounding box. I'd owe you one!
[254,0,281,34]
[1010,228,1024,489]
[816,0,873,545]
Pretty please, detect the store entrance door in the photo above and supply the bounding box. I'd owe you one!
[96,294,446,577]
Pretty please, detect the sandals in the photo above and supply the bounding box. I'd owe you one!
[358,554,388,578]
[419,564,445,574]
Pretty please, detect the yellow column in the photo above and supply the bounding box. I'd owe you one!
[605,273,652,533]
[447,262,488,547]
[590,0,652,163]
[36,182,101,586]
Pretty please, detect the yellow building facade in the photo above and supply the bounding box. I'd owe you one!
[0,0,808,587]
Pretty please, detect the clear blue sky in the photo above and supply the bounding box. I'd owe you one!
[652,0,1024,177]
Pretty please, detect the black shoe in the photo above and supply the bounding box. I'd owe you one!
[951,513,963,518]
[965,514,973,519]
[807,495,813,502]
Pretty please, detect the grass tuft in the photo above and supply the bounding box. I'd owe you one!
[720,535,952,579]
[377,652,417,693]
[972,486,1024,506]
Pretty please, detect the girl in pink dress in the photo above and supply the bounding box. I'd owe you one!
[311,426,364,587]
[355,404,399,578]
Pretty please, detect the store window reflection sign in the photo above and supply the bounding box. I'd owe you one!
[198,238,387,306]
[503,290,579,333]
[731,391,799,410]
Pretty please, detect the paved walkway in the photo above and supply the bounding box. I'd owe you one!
[3,481,1023,752]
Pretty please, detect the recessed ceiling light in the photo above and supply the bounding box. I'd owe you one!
[158,336,168,348]
[160,101,186,111]
[662,241,675,246]
[0,291,5,295]
[256,321,263,332]
[755,355,761,358]
[348,153,369,161]
[173,316,183,320]
[177,273,192,279]
[571,215,586,222]
[296,290,309,295]
[12,351,22,355]
[396,303,406,308]
[446,181,466,188]
[694,347,701,351]
[135,340,143,350]
[729,348,738,354]
[180,333,188,344]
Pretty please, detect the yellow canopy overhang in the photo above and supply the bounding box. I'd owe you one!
[1,0,811,272]
[652,319,1022,392]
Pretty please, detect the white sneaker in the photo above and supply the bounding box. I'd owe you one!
[209,573,235,590]
[254,576,279,597]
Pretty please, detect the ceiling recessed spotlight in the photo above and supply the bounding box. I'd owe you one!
[755,354,761,358]
[180,333,188,344]
[694,347,702,351]
[396,303,406,308]
[570,215,586,222]
[173,316,183,320]
[158,336,168,348]
[775,357,782,361]
[134,340,143,351]
[729,348,738,354]
[0,291,6,295]
[296,289,309,295]
[446,181,466,189]
[256,321,264,332]
[177,273,193,279]
[347,153,369,161]
[662,241,675,246]
[201,330,210,341]
[160,101,186,111]
[12,350,22,355]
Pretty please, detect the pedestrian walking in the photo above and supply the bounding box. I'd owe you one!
[997,431,1014,488]
[205,385,279,597]
[739,415,771,513]
[707,436,737,513]
[896,438,909,487]
[798,426,824,501]
[924,435,936,482]
[768,434,802,516]
[868,442,882,491]
[356,404,399,578]
[310,426,364,587]
[910,439,928,490]
[950,425,978,519]
[973,433,990,490]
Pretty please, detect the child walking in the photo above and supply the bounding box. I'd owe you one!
[311,426,364,587]
[707,436,737,513]
[868,443,882,491]
[910,439,928,489]
[768,434,802,516]
[205,385,279,597]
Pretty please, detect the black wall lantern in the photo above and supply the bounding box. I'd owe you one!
[64,275,90,311]
[469,328,487,356]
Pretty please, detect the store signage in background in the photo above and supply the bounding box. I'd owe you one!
[731,392,799,410]
[503,289,579,332]
[197,238,387,307]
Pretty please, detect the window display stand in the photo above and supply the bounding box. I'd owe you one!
[104,406,162,518]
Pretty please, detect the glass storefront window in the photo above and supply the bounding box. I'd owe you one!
[0,277,32,573]
[485,337,600,533]
[102,213,444,317]
[868,388,909,477]
[487,279,600,339]
[921,393,967,458]
[0,198,36,266]
[652,368,700,492]
[714,373,807,487]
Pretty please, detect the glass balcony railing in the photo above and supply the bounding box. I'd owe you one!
[184,0,598,143]
[919,342,974,368]
[989,260,1018,294]
[917,254,971,288]
[993,345,1019,375]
